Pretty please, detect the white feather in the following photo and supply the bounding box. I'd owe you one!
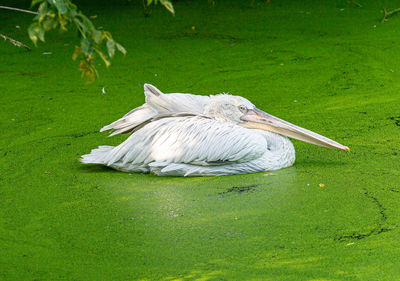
[100,84,209,136]
[81,84,297,176]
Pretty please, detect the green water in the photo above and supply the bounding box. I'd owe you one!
[1,0,400,280]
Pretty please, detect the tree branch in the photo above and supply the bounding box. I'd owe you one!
[0,5,38,15]
[382,8,400,22]
[1,33,31,50]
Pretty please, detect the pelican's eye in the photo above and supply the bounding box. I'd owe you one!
[238,105,247,113]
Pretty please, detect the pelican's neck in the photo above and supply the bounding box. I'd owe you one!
[258,130,295,170]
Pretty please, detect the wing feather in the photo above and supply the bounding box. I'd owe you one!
[100,104,157,136]
[103,116,268,169]
[100,84,210,136]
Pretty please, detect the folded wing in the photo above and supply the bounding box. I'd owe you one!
[98,116,268,173]
[100,84,210,136]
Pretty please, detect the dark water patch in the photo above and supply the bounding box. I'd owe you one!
[207,184,267,201]
[34,130,98,141]
[388,116,400,127]
[215,184,273,200]
[325,70,358,95]
[381,187,400,193]
[70,131,98,138]
[77,164,117,174]
[34,131,98,140]
[0,70,41,77]
[336,227,392,241]
[19,72,41,77]
[291,56,317,62]
[335,188,396,241]
[220,184,260,195]
[364,189,387,222]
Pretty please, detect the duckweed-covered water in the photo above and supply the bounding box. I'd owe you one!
[1,0,400,280]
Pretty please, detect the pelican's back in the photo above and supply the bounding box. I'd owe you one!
[100,84,210,136]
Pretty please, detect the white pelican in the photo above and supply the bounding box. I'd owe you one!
[81,84,349,176]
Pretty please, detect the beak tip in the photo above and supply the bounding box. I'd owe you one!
[344,146,350,152]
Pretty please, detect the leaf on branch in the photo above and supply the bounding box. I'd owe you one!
[160,0,175,15]
[73,17,90,34]
[382,8,400,22]
[31,0,43,8]
[146,0,175,14]
[77,13,96,31]
[58,13,68,31]
[37,26,45,41]
[72,46,81,60]
[53,0,68,14]
[28,24,38,45]
[116,43,127,55]
[102,31,112,40]
[0,33,31,50]
[80,38,92,55]
[106,39,115,58]
[38,2,48,14]
[96,49,111,68]
[43,17,57,30]
[28,0,126,83]
[28,23,45,44]
[93,30,102,44]
[78,60,96,83]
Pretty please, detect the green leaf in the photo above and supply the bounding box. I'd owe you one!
[69,8,77,17]
[58,13,69,31]
[36,1,48,22]
[160,0,175,15]
[72,46,81,60]
[38,13,46,23]
[43,17,57,31]
[80,38,92,54]
[27,23,45,43]
[37,26,45,42]
[147,0,153,5]
[53,0,68,14]
[93,30,102,44]
[73,18,90,35]
[31,0,44,8]
[106,39,115,58]
[77,13,96,31]
[37,1,48,14]
[116,43,127,55]
[27,0,124,83]
[96,49,111,68]
[102,31,112,40]
[28,24,38,45]
[78,60,96,83]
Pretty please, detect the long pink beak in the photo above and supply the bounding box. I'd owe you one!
[240,108,350,152]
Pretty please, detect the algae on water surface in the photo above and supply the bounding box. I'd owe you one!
[1,0,400,280]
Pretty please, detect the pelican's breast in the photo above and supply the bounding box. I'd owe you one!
[253,130,296,170]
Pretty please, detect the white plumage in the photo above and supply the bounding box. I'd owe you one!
[81,84,349,176]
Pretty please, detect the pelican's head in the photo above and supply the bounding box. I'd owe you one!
[204,94,350,152]
[204,94,255,123]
